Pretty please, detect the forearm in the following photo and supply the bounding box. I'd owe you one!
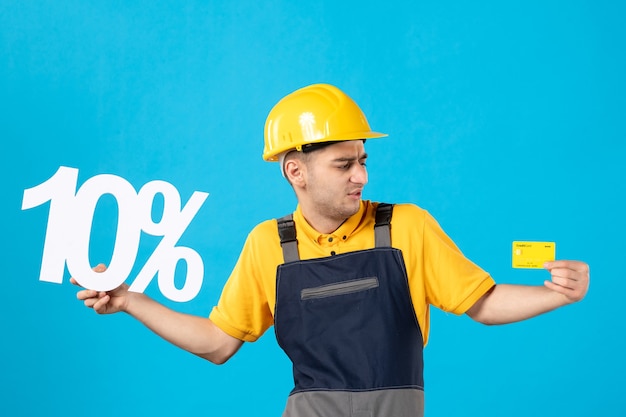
[124,292,241,364]
[467,284,570,325]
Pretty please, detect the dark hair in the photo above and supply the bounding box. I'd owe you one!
[301,139,366,154]
[300,141,335,153]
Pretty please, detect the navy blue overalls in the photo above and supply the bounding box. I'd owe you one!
[274,204,425,417]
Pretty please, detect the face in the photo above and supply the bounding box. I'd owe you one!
[299,140,368,224]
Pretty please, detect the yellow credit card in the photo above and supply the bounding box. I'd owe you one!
[512,241,556,268]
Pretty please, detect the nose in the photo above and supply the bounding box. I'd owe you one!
[351,163,368,185]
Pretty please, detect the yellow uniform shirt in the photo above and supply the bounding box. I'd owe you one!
[209,200,495,345]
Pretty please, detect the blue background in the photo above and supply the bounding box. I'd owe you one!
[2,1,624,415]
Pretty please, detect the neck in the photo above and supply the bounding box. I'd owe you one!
[300,208,346,234]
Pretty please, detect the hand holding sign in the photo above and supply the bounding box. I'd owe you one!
[70,264,130,314]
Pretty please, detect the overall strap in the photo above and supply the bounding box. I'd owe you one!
[374,203,393,248]
[277,203,394,263]
[277,214,300,263]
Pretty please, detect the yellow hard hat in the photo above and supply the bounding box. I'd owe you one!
[263,83,388,161]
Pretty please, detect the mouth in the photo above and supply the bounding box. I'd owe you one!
[348,189,363,199]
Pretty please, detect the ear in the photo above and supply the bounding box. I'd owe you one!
[284,159,306,187]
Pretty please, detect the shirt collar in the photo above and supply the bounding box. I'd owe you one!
[294,200,368,244]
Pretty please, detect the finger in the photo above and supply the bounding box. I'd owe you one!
[549,267,581,282]
[83,297,98,308]
[544,279,577,297]
[76,289,99,301]
[550,266,590,288]
[83,295,103,310]
[544,278,587,302]
[93,294,111,314]
[550,268,590,294]
[549,275,577,290]
[544,260,589,273]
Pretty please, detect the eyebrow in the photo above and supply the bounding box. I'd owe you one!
[332,153,368,162]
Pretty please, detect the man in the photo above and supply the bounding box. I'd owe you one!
[74,83,589,417]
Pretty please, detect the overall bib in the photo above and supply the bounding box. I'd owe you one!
[274,204,425,417]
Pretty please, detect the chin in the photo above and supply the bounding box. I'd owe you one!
[344,201,361,216]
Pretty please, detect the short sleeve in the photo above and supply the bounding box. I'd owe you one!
[209,221,280,342]
[421,211,495,315]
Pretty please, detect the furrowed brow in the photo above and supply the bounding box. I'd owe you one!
[332,153,368,162]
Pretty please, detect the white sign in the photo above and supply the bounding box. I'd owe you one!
[22,166,209,302]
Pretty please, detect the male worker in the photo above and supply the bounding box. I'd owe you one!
[74,83,590,417]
